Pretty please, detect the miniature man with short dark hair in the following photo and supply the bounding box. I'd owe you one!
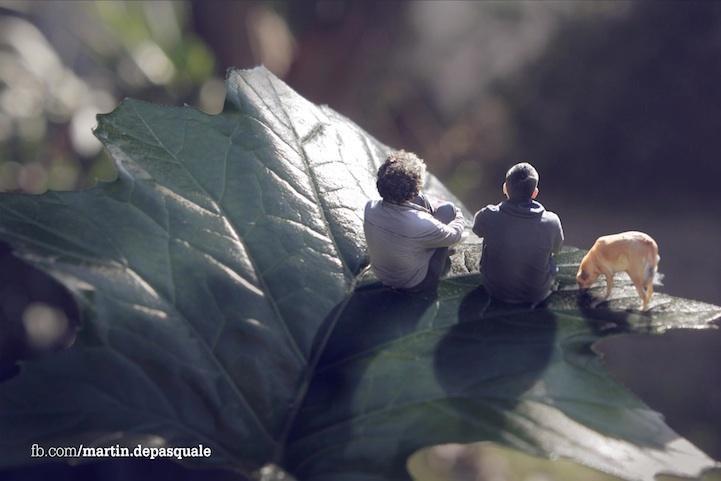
[472,162,564,305]
[364,150,465,292]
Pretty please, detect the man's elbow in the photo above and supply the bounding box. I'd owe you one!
[433,229,463,247]
[449,226,466,245]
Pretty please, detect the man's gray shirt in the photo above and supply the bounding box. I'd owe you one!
[473,200,563,304]
[364,199,465,289]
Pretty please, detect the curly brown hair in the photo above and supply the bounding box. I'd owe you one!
[376,150,426,203]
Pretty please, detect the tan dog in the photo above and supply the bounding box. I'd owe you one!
[576,231,659,310]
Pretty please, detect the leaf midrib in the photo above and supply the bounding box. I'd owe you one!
[235,72,374,462]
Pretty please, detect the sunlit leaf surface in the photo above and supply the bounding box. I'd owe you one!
[0,67,718,481]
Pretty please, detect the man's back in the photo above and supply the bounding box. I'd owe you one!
[364,199,464,289]
[473,200,563,304]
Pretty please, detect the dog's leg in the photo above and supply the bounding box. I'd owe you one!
[644,283,654,310]
[642,260,656,309]
[589,270,615,308]
[635,283,647,310]
[603,271,614,299]
[629,271,648,310]
[643,268,656,311]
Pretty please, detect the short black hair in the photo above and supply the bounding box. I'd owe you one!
[505,162,539,201]
[376,150,425,203]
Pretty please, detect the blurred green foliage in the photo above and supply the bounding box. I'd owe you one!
[0,0,222,194]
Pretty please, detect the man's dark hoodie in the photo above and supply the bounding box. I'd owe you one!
[472,200,564,304]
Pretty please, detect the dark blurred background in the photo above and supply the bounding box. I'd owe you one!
[1,0,719,304]
[0,1,719,479]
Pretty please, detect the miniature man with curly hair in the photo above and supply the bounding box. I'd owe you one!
[363,150,465,291]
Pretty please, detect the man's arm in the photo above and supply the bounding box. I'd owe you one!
[471,208,488,237]
[552,215,564,255]
[416,207,465,248]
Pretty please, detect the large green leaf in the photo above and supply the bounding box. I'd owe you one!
[0,67,718,481]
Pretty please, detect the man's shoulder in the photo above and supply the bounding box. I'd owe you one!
[477,203,501,216]
[364,200,438,233]
[541,209,562,225]
[364,199,384,217]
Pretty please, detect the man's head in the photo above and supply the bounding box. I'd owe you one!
[376,150,426,203]
[503,162,539,201]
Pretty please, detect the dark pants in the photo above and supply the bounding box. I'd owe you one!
[405,201,457,293]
